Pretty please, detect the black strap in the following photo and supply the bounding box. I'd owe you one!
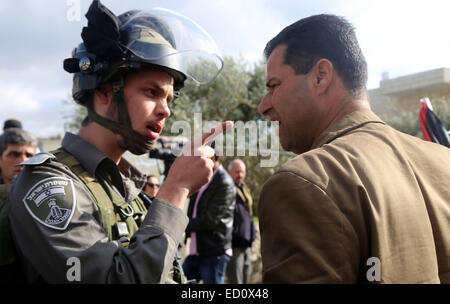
[86,79,153,155]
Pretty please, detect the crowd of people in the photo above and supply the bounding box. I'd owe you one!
[1,0,449,284]
[144,154,257,284]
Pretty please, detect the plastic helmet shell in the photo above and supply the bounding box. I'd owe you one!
[66,6,223,104]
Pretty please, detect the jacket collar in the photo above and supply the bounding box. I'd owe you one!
[311,109,385,149]
[235,182,253,215]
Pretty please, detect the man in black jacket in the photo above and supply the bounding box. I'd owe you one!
[183,153,236,284]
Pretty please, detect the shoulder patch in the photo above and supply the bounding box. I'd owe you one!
[22,177,76,230]
[20,152,55,166]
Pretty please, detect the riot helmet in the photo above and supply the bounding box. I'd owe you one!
[64,0,223,154]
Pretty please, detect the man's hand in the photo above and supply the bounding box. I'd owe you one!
[155,121,233,209]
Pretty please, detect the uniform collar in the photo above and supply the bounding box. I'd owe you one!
[61,132,147,202]
[311,109,385,149]
[62,132,106,177]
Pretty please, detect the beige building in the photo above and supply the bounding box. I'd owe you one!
[369,67,450,115]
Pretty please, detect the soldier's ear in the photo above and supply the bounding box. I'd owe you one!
[93,84,113,106]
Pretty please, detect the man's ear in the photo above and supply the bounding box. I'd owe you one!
[311,59,333,95]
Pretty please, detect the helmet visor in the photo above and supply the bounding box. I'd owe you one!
[120,8,223,86]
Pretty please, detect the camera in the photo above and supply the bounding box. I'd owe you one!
[149,138,186,178]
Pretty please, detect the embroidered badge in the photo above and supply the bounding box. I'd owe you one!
[23,177,76,230]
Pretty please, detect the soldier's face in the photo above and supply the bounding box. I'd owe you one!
[0,143,36,184]
[123,68,175,141]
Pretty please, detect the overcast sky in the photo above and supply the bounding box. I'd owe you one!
[1,0,450,138]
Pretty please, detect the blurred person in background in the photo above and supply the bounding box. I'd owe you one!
[3,118,23,131]
[143,175,161,207]
[0,128,37,184]
[226,159,256,284]
[183,152,236,284]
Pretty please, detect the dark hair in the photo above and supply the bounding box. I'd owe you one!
[264,14,368,96]
[147,174,159,181]
[3,118,22,130]
[0,128,37,156]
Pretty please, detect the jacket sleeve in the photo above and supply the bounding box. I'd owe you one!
[7,160,188,283]
[258,171,360,283]
[185,171,236,234]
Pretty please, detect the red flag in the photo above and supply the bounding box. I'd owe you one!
[419,97,450,148]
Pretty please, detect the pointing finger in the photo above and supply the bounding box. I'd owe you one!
[182,121,234,156]
[202,121,234,146]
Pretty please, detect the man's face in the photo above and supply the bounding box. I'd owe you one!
[229,161,246,185]
[0,143,36,184]
[145,176,160,198]
[259,44,319,154]
[123,68,175,143]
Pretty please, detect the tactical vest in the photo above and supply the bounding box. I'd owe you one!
[52,148,186,283]
[0,149,186,283]
[52,148,147,244]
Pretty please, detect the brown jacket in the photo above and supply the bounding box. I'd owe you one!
[259,110,450,283]
[236,182,253,216]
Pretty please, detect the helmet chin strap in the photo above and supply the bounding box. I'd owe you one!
[87,78,154,155]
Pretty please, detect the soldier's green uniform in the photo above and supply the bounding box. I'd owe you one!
[7,133,187,283]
